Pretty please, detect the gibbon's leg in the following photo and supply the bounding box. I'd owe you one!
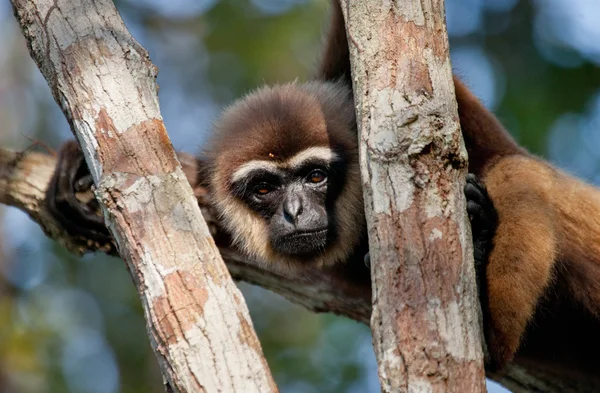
[481,159,558,371]
[46,141,204,252]
[45,141,113,248]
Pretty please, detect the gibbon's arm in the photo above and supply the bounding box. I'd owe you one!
[317,0,351,85]
[451,82,559,371]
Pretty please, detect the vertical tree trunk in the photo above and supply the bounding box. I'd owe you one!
[340,0,487,392]
[10,1,278,392]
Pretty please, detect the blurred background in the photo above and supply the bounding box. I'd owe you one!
[0,0,599,392]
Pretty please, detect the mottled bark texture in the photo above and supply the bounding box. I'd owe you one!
[339,0,486,392]
[8,1,277,392]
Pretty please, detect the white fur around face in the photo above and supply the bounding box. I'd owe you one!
[230,147,340,184]
[231,161,282,183]
[287,147,339,168]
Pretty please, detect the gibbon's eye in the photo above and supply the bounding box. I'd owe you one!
[253,182,274,196]
[307,170,327,184]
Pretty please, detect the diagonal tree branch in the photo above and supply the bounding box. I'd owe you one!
[9,0,277,392]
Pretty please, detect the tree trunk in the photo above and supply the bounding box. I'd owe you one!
[9,1,277,392]
[340,0,487,392]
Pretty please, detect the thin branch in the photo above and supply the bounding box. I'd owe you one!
[0,147,372,321]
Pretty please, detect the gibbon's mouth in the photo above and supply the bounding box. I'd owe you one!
[274,229,329,256]
[284,228,328,238]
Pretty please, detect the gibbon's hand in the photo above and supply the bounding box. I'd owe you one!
[465,173,498,295]
[361,174,498,279]
[45,140,115,254]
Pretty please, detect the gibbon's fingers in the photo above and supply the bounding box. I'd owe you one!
[465,174,488,204]
[74,173,94,193]
[464,175,498,300]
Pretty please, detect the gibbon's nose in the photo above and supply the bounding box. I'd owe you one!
[283,194,303,224]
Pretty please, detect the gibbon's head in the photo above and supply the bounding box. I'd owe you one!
[205,81,364,270]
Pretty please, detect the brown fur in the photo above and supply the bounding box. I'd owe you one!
[204,82,366,272]
[483,156,600,378]
[316,0,600,379]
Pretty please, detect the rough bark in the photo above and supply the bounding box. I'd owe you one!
[3,147,598,393]
[9,1,277,392]
[340,0,486,392]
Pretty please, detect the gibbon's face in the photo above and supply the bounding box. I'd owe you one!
[229,147,345,257]
[207,81,364,268]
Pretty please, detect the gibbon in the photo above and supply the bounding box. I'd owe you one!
[45,0,600,381]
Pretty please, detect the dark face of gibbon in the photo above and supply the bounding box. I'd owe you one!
[204,81,365,269]
[229,148,344,256]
